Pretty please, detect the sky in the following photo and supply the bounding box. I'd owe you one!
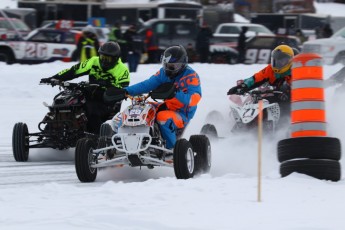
[1,1,345,230]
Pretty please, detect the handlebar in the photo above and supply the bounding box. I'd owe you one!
[40,80,100,89]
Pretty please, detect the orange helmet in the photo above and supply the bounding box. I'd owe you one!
[271,45,294,74]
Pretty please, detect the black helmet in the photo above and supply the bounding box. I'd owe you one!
[161,45,188,79]
[98,41,121,70]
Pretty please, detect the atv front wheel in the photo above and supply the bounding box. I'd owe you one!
[100,123,113,137]
[75,138,97,182]
[200,124,218,140]
[12,122,29,162]
[189,135,211,174]
[173,139,195,179]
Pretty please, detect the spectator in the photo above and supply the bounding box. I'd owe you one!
[321,23,333,38]
[237,26,248,63]
[77,25,100,62]
[109,21,128,62]
[123,25,144,72]
[186,43,197,63]
[196,22,213,63]
[144,28,159,63]
[295,28,307,44]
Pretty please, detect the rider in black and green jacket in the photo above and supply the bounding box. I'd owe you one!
[40,41,130,134]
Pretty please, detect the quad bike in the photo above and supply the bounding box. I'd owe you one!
[201,86,282,138]
[75,83,211,182]
[12,81,101,162]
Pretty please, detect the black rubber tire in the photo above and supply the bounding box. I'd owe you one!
[278,137,341,163]
[189,135,211,174]
[173,139,195,179]
[12,122,29,162]
[99,123,113,137]
[75,138,97,182]
[0,49,15,64]
[200,124,218,140]
[280,159,341,182]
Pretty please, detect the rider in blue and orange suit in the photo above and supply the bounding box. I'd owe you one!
[120,45,202,149]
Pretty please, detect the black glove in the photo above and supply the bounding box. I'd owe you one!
[40,77,53,84]
[40,77,60,86]
[103,87,127,104]
[227,84,248,95]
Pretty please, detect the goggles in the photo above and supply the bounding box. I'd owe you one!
[271,50,292,69]
[100,54,113,63]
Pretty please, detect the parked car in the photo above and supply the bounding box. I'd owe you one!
[0,17,31,40]
[138,18,238,64]
[213,22,274,40]
[244,34,301,64]
[302,26,345,65]
[40,20,109,45]
[0,28,81,64]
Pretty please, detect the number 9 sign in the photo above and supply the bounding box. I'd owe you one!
[245,49,271,64]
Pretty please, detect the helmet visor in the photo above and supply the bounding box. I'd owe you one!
[271,50,292,69]
[100,54,116,70]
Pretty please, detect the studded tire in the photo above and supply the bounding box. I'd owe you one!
[189,135,211,175]
[173,139,195,179]
[12,122,29,162]
[200,124,218,140]
[75,138,97,182]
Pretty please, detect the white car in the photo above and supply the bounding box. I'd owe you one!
[302,26,345,65]
[213,22,274,38]
[0,28,81,64]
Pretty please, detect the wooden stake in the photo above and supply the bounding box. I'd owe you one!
[257,100,263,202]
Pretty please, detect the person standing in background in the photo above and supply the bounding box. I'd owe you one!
[77,25,100,62]
[321,23,333,38]
[144,28,159,63]
[109,21,128,62]
[123,25,144,72]
[195,22,213,63]
[237,26,248,64]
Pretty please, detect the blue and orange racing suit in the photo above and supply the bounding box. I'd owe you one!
[125,65,202,148]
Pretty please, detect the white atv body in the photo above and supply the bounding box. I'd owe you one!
[75,93,211,182]
[229,91,280,132]
[200,88,281,138]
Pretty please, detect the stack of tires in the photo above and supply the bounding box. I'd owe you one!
[277,137,341,181]
[278,53,342,181]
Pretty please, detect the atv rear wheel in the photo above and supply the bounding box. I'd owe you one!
[75,138,97,182]
[189,135,211,175]
[12,122,29,162]
[173,139,195,179]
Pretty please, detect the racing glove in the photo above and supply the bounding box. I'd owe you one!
[40,77,60,86]
[227,83,248,95]
[103,87,127,104]
[40,77,53,84]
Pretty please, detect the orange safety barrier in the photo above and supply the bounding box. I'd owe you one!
[290,53,327,137]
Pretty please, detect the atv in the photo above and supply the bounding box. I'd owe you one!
[12,81,101,162]
[75,83,211,182]
[201,86,282,139]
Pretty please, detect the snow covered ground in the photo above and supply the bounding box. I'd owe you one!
[1,60,345,229]
[2,0,345,229]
